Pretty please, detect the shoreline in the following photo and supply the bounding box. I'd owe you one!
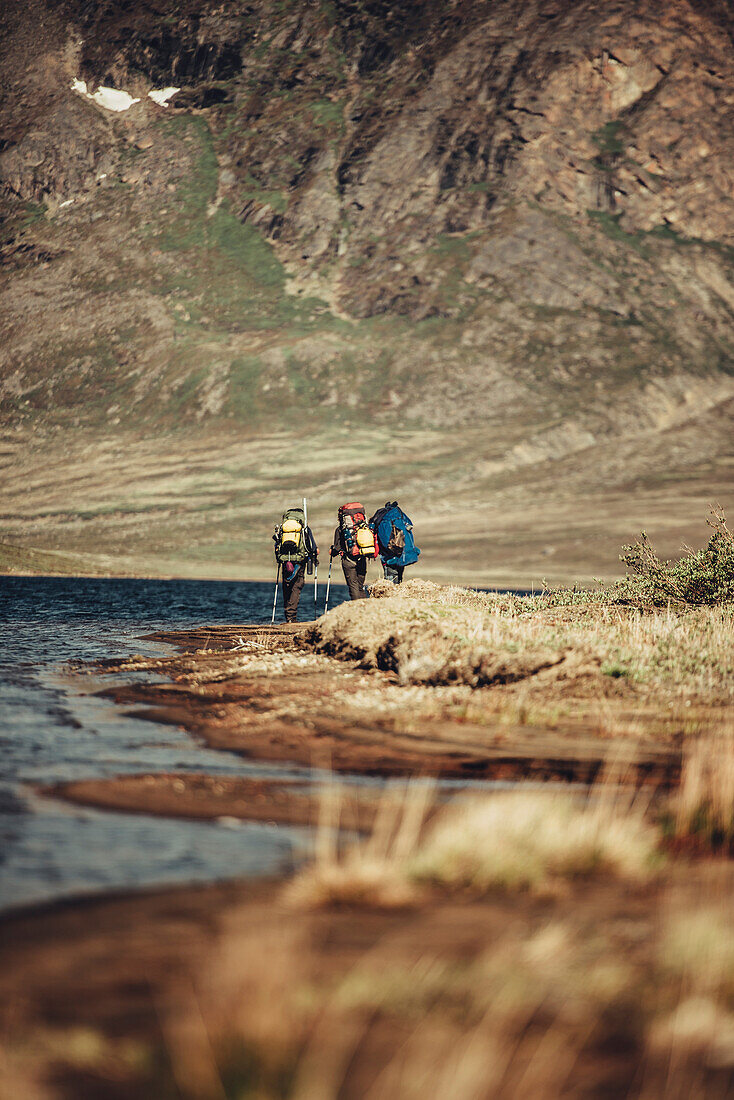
[51,620,683,828]
[1,568,549,594]
[3,585,733,1098]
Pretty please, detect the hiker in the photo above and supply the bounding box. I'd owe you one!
[369,500,420,584]
[330,502,378,600]
[273,506,318,622]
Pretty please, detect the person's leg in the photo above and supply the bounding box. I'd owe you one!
[395,565,404,584]
[282,567,305,622]
[341,556,366,600]
[356,557,368,598]
[382,561,399,584]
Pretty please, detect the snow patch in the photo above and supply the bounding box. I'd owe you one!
[71,78,140,112]
[59,199,74,209]
[148,87,180,107]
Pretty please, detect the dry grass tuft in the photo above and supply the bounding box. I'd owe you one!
[286,781,661,909]
[412,788,660,893]
[672,731,734,850]
[367,578,499,607]
[660,905,734,998]
[309,595,572,687]
[283,782,433,910]
[285,858,422,910]
[642,892,734,1094]
[369,578,445,600]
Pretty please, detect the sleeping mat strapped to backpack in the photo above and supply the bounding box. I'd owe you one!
[368,502,420,568]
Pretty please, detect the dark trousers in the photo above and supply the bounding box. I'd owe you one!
[383,562,404,584]
[341,555,368,600]
[282,567,306,622]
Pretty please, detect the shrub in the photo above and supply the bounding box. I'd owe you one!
[619,507,734,607]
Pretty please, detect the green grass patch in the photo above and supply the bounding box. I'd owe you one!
[309,98,344,130]
[238,175,288,214]
[227,355,266,421]
[592,120,626,158]
[22,200,47,226]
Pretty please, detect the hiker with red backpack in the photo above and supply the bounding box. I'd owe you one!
[330,502,378,600]
[369,501,420,584]
[272,504,318,622]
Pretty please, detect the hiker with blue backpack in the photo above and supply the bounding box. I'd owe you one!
[272,505,318,622]
[330,502,378,600]
[369,501,420,584]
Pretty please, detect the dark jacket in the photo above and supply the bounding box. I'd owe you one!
[331,525,346,558]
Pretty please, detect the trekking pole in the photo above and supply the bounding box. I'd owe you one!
[303,495,319,611]
[271,563,280,624]
[325,558,332,613]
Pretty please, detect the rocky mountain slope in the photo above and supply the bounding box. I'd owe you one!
[1,0,733,581]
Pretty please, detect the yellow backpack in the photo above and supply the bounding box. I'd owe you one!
[355,525,377,556]
[274,509,309,563]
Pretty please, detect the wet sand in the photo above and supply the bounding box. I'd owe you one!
[39,773,382,831]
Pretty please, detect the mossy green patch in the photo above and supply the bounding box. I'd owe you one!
[22,200,47,226]
[592,120,626,159]
[227,355,266,422]
[309,98,344,130]
[239,175,288,214]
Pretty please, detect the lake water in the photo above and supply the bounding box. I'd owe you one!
[0,575,351,913]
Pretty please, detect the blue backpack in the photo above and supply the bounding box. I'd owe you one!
[369,502,420,568]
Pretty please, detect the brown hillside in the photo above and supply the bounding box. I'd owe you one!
[1,0,732,581]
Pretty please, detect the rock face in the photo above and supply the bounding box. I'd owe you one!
[2,0,733,370]
[63,0,733,321]
[0,0,732,577]
[4,1,734,300]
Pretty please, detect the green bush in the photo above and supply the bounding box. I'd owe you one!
[619,508,734,607]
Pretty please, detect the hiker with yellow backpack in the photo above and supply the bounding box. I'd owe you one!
[329,502,378,601]
[272,503,318,623]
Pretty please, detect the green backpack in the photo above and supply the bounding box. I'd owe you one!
[274,507,311,564]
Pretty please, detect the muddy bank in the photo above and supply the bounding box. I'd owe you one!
[76,621,683,791]
[40,773,381,831]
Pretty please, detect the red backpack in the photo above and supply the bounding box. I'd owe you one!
[339,502,378,558]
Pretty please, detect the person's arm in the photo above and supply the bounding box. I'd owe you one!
[330,526,340,557]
